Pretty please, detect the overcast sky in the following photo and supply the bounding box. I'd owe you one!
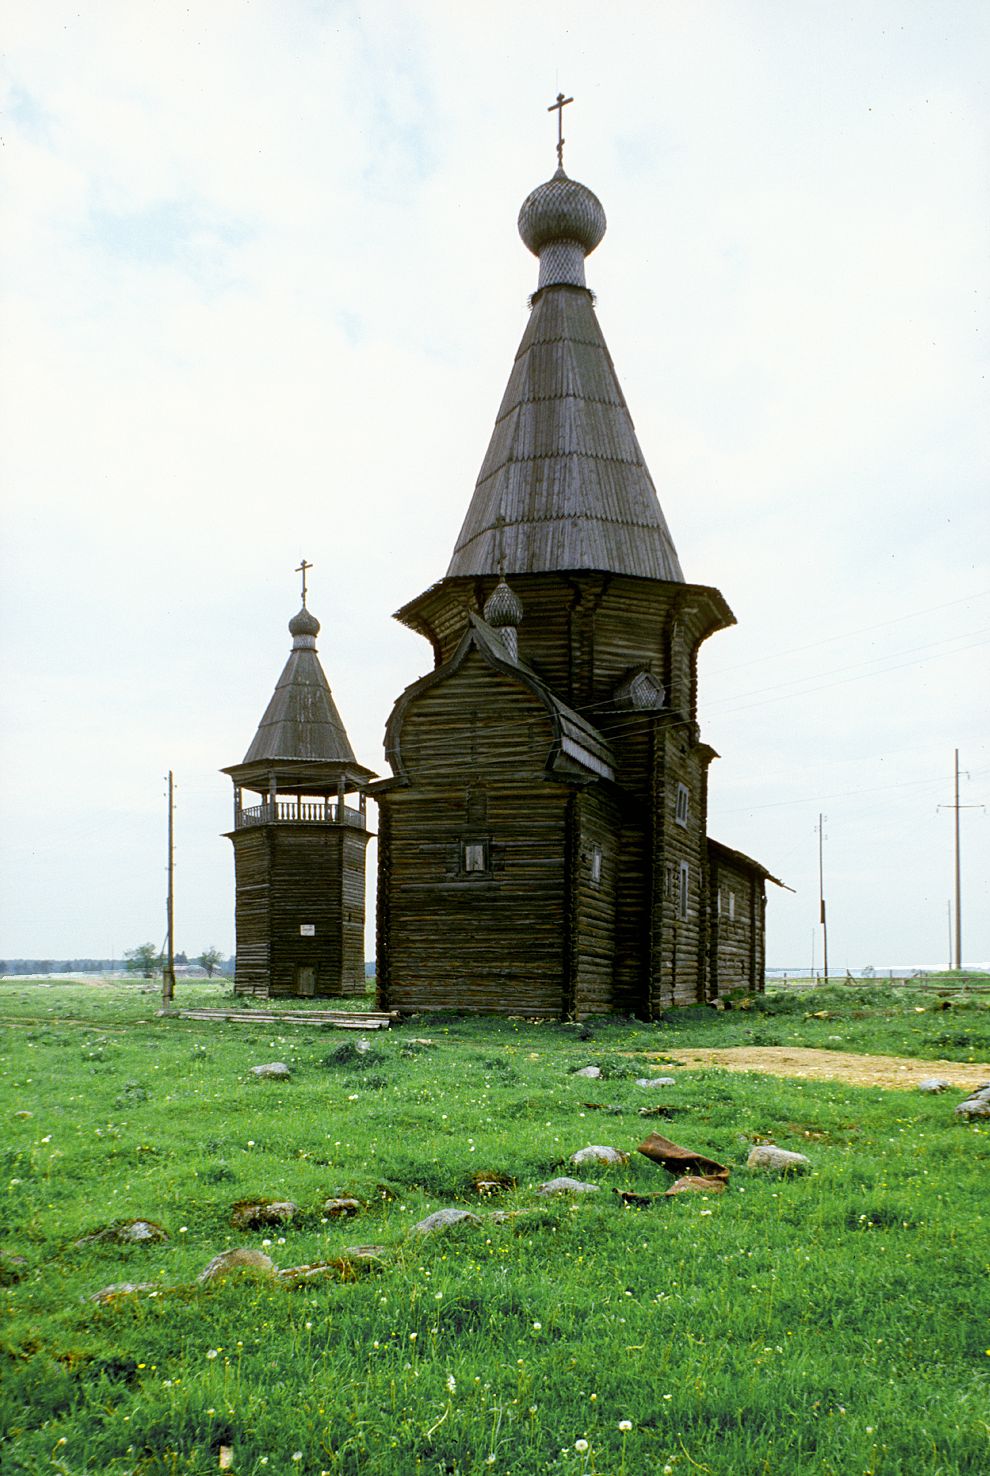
[2,0,988,972]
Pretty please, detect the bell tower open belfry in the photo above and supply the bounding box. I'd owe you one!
[223,565,375,998]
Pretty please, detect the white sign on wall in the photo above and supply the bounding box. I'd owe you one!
[299,924,316,937]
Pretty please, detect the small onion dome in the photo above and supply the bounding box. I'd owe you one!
[484,577,524,628]
[518,167,607,259]
[288,605,320,647]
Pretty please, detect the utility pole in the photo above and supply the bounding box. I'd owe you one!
[162,771,177,1009]
[817,813,829,985]
[938,750,984,972]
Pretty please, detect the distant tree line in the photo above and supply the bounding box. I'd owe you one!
[1,952,234,978]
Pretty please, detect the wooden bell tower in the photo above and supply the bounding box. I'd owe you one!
[223,569,375,998]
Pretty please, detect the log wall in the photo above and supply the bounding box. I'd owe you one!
[230,824,369,998]
[379,653,571,1015]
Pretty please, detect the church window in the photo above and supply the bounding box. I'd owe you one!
[462,841,488,873]
[678,861,690,920]
[675,783,690,828]
[728,891,736,921]
[590,845,603,886]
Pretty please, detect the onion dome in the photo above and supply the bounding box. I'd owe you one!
[518,167,606,290]
[483,577,524,628]
[289,605,320,649]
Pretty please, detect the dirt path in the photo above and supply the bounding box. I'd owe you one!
[642,1045,990,1091]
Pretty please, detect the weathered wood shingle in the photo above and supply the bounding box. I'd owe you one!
[242,607,357,766]
[447,286,684,582]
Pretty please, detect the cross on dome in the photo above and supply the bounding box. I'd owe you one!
[295,558,313,607]
[547,91,573,169]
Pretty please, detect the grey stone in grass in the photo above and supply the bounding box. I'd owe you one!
[90,1281,158,1303]
[250,1062,291,1079]
[0,1252,29,1284]
[917,1079,951,1093]
[340,1244,388,1263]
[635,1077,677,1088]
[573,1066,602,1079]
[955,1097,990,1119]
[537,1177,600,1195]
[230,1199,299,1230]
[411,1208,483,1235]
[570,1145,628,1167]
[355,1038,372,1054]
[323,1197,362,1218]
[197,1248,277,1283]
[76,1218,169,1247]
[746,1145,811,1174]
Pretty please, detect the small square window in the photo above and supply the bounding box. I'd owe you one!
[675,783,689,828]
[463,841,487,873]
[589,845,603,886]
[678,861,690,920]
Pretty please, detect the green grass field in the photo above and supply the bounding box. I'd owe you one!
[2,979,988,1475]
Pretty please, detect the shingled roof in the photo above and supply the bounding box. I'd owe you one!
[241,606,357,767]
[446,168,683,583]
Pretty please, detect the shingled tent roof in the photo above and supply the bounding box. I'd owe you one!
[241,605,357,767]
[446,167,683,583]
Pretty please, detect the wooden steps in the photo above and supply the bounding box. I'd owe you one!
[166,1007,396,1029]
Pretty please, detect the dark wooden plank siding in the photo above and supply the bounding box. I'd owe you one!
[709,854,766,996]
[232,829,271,995]
[573,788,622,1016]
[231,824,369,999]
[379,653,571,1016]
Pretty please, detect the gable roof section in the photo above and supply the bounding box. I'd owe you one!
[381,612,615,785]
[708,838,789,891]
[446,285,684,582]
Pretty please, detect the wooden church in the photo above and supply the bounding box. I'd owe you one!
[370,138,780,1018]
[223,573,375,998]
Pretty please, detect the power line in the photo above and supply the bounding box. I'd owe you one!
[703,587,990,676]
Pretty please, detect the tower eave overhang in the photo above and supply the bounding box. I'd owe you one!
[222,758,377,796]
[394,572,735,644]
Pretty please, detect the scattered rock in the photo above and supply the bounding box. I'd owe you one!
[340,1244,388,1263]
[472,1171,516,1196]
[250,1062,291,1079]
[573,1066,602,1079]
[197,1248,277,1283]
[570,1145,628,1167]
[955,1097,990,1119]
[90,1281,158,1304]
[230,1199,299,1230]
[76,1219,169,1247]
[635,1077,677,1088]
[488,1209,539,1224]
[746,1145,811,1174]
[537,1177,600,1196]
[666,1174,729,1195]
[13,1110,32,1119]
[354,1038,372,1054]
[411,1208,482,1235]
[0,1252,28,1284]
[322,1197,362,1218]
[917,1079,951,1093]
